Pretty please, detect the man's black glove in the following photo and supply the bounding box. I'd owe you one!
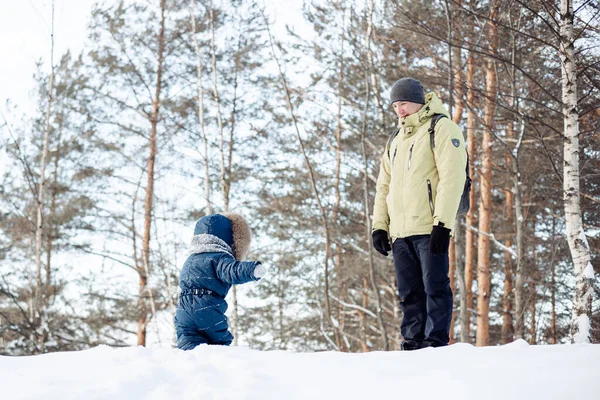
[372,229,391,256]
[430,225,451,256]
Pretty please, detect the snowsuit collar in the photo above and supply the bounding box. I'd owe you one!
[398,92,450,136]
[188,234,233,257]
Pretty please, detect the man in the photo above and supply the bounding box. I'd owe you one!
[372,77,467,350]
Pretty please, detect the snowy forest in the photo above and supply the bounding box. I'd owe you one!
[0,0,599,356]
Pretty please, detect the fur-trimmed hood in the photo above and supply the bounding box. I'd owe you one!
[192,213,252,260]
[222,212,252,260]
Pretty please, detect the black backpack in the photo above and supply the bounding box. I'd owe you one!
[386,114,472,215]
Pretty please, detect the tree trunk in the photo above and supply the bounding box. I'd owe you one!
[528,240,537,345]
[551,254,557,343]
[446,0,464,344]
[502,126,514,345]
[209,1,228,212]
[451,5,464,124]
[392,282,402,349]
[189,0,212,215]
[529,281,536,345]
[560,0,595,344]
[43,123,62,348]
[448,240,456,343]
[512,119,527,340]
[501,228,514,344]
[209,0,239,344]
[363,0,389,351]
[46,142,59,308]
[501,8,523,344]
[463,24,477,344]
[504,9,526,342]
[442,0,454,116]
[359,275,369,352]
[35,1,56,353]
[138,0,166,347]
[454,218,468,342]
[227,35,242,346]
[277,267,285,348]
[332,13,348,351]
[264,13,338,349]
[362,118,389,350]
[475,0,499,347]
[551,215,558,344]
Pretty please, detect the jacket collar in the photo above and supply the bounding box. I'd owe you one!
[397,92,449,136]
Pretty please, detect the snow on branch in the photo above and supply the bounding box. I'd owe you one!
[462,222,518,258]
[329,294,377,319]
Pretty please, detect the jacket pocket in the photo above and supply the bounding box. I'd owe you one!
[427,179,434,216]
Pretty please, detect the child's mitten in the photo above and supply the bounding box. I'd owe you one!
[254,263,267,279]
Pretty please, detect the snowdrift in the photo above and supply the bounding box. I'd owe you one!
[2,340,599,399]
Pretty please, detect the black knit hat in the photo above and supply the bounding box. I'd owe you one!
[390,78,425,105]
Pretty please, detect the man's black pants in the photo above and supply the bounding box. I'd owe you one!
[392,234,452,346]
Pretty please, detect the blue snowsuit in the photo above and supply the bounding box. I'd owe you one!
[174,214,260,349]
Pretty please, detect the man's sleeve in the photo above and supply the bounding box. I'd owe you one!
[432,119,467,232]
[372,148,392,232]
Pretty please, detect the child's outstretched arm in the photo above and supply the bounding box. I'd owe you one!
[215,253,263,285]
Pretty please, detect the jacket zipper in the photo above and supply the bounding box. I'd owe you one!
[392,147,398,165]
[427,179,434,216]
[408,141,415,170]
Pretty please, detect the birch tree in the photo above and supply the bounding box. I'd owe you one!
[559,0,595,343]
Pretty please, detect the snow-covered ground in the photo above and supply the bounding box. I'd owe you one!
[2,340,599,399]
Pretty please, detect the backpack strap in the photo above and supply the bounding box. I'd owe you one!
[429,114,447,149]
[386,128,401,159]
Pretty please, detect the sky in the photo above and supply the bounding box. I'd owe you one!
[2,340,600,399]
[0,0,97,117]
[0,0,309,123]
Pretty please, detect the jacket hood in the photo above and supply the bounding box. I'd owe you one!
[399,92,450,133]
[192,212,252,260]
